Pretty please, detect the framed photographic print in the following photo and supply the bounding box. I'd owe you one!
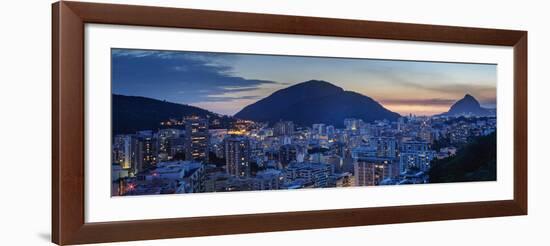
[52,1,527,245]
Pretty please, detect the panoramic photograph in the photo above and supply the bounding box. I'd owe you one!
[111,48,497,196]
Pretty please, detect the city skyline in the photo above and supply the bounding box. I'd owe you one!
[112,48,497,116]
[111,48,497,196]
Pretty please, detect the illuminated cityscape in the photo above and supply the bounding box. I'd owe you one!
[112,112,496,196]
[111,49,497,196]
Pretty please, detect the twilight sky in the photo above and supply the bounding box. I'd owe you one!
[112,48,497,116]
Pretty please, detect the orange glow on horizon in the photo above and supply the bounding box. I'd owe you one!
[195,100,453,117]
[383,103,451,116]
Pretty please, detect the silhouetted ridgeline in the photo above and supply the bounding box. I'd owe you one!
[438,94,495,117]
[112,94,218,134]
[235,80,401,127]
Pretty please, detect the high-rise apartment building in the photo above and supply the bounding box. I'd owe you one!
[224,136,251,178]
[184,116,209,163]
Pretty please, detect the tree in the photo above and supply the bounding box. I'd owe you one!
[429,132,496,183]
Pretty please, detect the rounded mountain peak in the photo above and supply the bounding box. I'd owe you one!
[447,94,483,114]
[293,80,342,90]
[272,80,344,96]
[458,94,480,105]
[463,93,476,100]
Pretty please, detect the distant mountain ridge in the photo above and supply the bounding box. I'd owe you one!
[234,80,401,127]
[113,84,490,134]
[438,94,495,117]
[112,94,218,134]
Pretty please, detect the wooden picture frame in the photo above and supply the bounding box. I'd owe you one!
[52,1,527,245]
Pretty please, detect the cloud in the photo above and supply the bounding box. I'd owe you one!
[112,49,182,59]
[389,78,496,96]
[201,95,261,102]
[380,98,457,106]
[358,62,496,96]
[111,48,281,104]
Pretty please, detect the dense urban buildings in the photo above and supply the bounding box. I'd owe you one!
[111,49,497,196]
[112,113,496,196]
